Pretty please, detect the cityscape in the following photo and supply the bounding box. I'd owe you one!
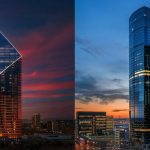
[75,112,129,149]
[75,1,150,150]
[2,0,150,150]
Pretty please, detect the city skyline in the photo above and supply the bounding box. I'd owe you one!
[0,0,74,120]
[75,0,150,118]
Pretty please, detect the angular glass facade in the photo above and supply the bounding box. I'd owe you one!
[0,33,22,139]
[129,6,150,144]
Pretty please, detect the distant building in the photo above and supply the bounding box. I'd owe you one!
[52,120,74,135]
[22,119,31,127]
[31,114,41,131]
[37,120,54,133]
[77,112,106,136]
[46,121,52,132]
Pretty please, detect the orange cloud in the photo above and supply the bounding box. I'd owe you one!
[75,99,129,118]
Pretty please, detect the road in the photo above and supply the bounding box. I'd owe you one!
[75,143,101,150]
[75,143,129,150]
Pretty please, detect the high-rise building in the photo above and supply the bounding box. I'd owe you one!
[129,6,150,144]
[31,113,41,131]
[77,111,106,136]
[0,33,22,139]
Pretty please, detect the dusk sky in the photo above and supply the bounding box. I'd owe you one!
[0,0,74,120]
[75,0,150,118]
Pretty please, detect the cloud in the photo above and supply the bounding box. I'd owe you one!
[76,75,97,92]
[76,37,91,45]
[9,22,74,73]
[76,36,101,57]
[23,70,74,85]
[23,98,74,120]
[76,90,128,105]
[76,72,128,104]
[112,78,122,83]
[14,23,74,119]
[0,0,74,35]
[75,107,83,110]
[112,109,128,112]
[23,81,74,92]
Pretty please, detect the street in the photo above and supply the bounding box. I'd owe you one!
[75,143,101,150]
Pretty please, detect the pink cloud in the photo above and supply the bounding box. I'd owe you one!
[23,93,72,99]
[23,81,74,91]
[22,70,73,80]
[5,23,74,119]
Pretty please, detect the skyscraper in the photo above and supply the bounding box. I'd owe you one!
[0,33,22,139]
[129,6,150,145]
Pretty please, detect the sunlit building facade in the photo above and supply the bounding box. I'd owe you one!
[0,33,22,138]
[129,6,150,144]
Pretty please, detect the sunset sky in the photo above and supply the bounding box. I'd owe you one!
[0,0,74,120]
[75,0,150,118]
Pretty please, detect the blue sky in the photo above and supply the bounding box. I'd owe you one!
[75,0,150,114]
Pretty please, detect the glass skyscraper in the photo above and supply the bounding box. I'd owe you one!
[0,33,22,139]
[129,6,150,144]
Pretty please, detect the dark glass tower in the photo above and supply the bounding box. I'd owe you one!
[129,6,150,144]
[0,33,22,139]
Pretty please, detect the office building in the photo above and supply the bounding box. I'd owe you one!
[114,124,129,148]
[77,111,106,136]
[106,116,113,135]
[0,33,22,139]
[129,6,150,144]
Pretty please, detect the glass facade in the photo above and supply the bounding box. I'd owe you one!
[0,33,22,139]
[129,6,150,143]
[0,33,21,73]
